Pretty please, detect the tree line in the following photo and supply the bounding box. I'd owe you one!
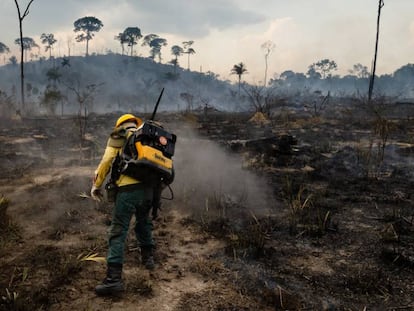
[0,16,196,68]
[2,0,408,115]
[1,3,197,111]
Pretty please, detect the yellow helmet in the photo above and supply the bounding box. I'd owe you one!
[115,114,142,128]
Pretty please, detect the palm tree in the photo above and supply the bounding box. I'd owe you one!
[231,62,248,96]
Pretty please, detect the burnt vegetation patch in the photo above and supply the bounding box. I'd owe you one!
[0,195,22,250]
[0,102,413,310]
[185,105,414,309]
[0,243,108,311]
[0,245,79,310]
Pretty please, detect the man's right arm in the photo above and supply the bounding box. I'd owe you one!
[93,145,119,188]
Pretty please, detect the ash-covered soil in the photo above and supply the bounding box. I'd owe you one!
[0,102,413,311]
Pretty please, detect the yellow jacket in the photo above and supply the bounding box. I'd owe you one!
[93,133,140,188]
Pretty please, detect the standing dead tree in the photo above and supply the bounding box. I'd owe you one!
[241,83,277,116]
[261,41,276,87]
[180,92,194,112]
[64,80,103,161]
[14,0,35,112]
[304,90,330,117]
[368,0,385,102]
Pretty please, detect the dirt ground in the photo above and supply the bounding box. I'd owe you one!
[0,101,414,311]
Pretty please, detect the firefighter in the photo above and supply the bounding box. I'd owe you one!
[91,113,156,296]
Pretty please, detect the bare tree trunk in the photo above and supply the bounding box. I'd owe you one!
[18,13,24,110]
[368,0,384,102]
[264,54,268,87]
[14,0,35,113]
[261,41,275,87]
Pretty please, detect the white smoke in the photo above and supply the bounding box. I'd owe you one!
[170,123,277,218]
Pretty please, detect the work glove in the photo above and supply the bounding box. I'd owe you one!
[90,185,103,202]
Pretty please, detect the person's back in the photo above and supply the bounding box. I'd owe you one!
[91,114,159,296]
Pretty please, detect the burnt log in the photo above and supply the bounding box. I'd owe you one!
[243,134,297,155]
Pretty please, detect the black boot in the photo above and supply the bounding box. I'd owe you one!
[95,263,124,296]
[141,246,155,270]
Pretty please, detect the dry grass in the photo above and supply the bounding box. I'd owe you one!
[127,269,153,296]
[282,177,332,236]
[189,257,226,278]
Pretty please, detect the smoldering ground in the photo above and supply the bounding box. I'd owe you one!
[1,107,414,310]
[169,122,280,221]
[0,117,101,240]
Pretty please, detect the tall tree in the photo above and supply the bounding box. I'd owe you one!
[182,40,195,70]
[142,34,167,62]
[368,0,385,102]
[307,59,337,79]
[349,63,369,78]
[14,37,38,62]
[66,36,73,56]
[142,34,158,46]
[42,67,64,115]
[73,16,103,56]
[231,62,248,96]
[114,32,128,55]
[170,45,184,73]
[123,27,142,56]
[0,42,10,54]
[9,56,18,66]
[261,40,275,86]
[0,42,10,65]
[150,38,167,62]
[40,33,57,59]
[14,0,35,111]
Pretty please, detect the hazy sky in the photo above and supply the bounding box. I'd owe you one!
[1,0,413,83]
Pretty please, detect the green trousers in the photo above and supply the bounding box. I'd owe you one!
[107,185,155,265]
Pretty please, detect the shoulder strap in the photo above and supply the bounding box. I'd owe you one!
[108,127,128,148]
[122,129,139,160]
